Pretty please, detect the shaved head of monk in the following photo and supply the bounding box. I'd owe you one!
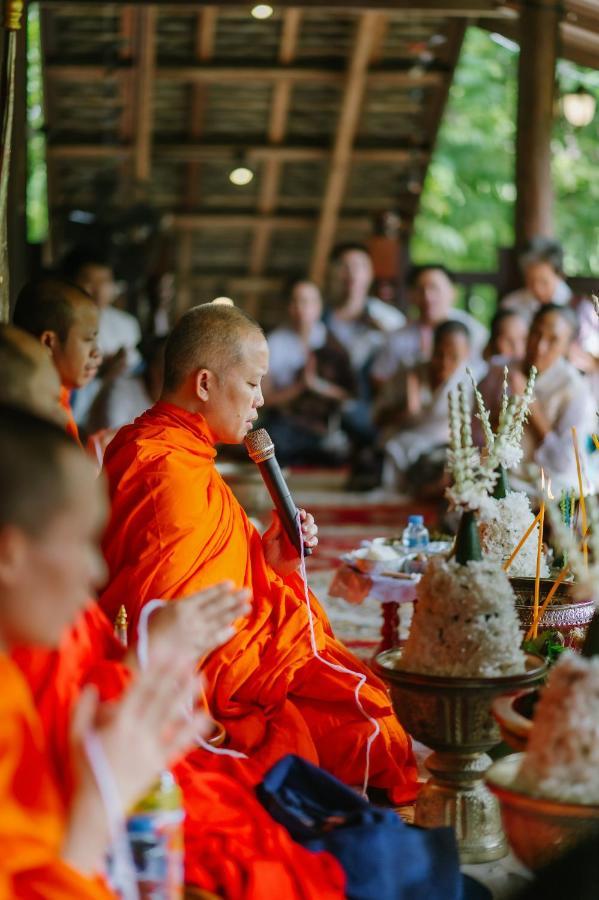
[0,405,106,648]
[0,324,65,425]
[162,302,269,444]
[13,277,101,390]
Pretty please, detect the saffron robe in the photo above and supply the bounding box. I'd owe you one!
[59,386,81,446]
[13,606,346,899]
[0,654,113,899]
[100,401,418,803]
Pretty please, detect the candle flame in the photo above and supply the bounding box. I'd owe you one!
[547,478,554,500]
[540,468,545,492]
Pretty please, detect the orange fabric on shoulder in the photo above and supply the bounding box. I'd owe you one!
[0,655,114,898]
[59,387,82,447]
[101,401,418,804]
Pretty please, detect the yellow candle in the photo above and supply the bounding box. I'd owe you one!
[525,563,569,642]
[572,427,588,568]
[532,502,545,639]
[503,511,542,572]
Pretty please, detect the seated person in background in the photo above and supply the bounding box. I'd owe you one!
[477,304,595,493]
[262,279,355,466]
[87,336,167,436]
[61,246,143,429]
[500,237,572,321]
[0,405,206,896]
[13,277,102,445]
[378,320,472,493]
[484,307,528,364]
[372,264,488,387]
[325,243,405,445]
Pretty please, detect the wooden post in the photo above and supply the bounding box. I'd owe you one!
[514,0,560,247]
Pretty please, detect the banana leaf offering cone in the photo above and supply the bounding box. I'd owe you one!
[493,465,509,501]
[455,508,482,566]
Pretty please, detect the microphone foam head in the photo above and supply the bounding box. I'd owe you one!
[244,428,275,464]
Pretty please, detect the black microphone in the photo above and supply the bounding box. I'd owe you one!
[244,428,312,557]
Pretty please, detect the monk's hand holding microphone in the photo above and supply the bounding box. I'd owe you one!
[245,428,319,578]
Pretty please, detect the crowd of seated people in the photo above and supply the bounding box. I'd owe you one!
[25,236,598,498]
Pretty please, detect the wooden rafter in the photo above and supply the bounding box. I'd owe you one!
[40,0,514,15]
[248,8,303,296]
[133,6,156,184]
[186,6,217,209]
[44,62,446,87]
[172,213,372,229]
[309,11,385,284]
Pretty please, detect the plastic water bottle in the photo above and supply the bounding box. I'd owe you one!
[127,770,184,899]
[402,515,429,551]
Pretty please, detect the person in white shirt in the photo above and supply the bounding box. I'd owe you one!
[478,304,596,494]
[262,279,355,465]
[371,265,488,386]
[61,246,143,428]
[378,320,473,493]
[500,237,572,322]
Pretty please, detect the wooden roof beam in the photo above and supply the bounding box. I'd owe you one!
[172,213,372,230]
[44,62,446,87]
[40,0,513,15]
[248,9,303,284]
[186,6,218,209]
[133,6,156,184]
[309,12,385,284]
[47,143,427,163]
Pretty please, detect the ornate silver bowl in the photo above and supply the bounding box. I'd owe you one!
[509,577,594,651]
[486,753,599,870]
[375,650,546,863]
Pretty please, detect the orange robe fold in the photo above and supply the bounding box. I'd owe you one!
[59,386,81,446]
[14,606,346,899]
[0,655,113,898]
[100,401,418,803]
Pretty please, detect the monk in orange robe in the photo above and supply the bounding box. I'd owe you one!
[101,303,418,803]
[0,337,346,899]
[0,405,209,897]
[13,276,104,445]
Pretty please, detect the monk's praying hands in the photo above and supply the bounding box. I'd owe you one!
[263,508,318,577]
[138,582,251,667]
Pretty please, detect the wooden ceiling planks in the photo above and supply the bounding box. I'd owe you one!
[38,2,498,317]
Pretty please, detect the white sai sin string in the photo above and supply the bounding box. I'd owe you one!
[136,600,247,760]
[295,510,381,797]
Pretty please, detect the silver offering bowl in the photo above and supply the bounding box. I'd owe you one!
[509,577,594,651]
[486,753,599,870]
[375,650,546,863]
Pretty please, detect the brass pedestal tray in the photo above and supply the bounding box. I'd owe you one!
[375,650,546,864]
[509,576,594,651]
[486,753,599,870]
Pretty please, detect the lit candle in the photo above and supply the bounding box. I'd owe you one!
[572,427,588,568]
[532,470,546,640]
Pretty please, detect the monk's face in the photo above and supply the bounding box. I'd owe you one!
[0,451,107,647]
[52,298,102,390]
[202,331,268,444]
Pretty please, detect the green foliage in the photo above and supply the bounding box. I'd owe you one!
[412,27,599,297]
[26,3,48,244]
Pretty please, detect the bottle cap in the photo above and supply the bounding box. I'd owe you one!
[408,515,424,525]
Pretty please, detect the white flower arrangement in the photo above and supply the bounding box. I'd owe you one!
[548,496,599,603]
[445,366,537,511]
[445,383,496,511]
[468,365,537,472]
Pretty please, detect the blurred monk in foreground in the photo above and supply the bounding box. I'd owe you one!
[0,324,346,899]
[0,404,209,896]
[101,303,418,803]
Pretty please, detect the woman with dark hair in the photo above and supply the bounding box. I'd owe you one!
[478,304,595,492]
